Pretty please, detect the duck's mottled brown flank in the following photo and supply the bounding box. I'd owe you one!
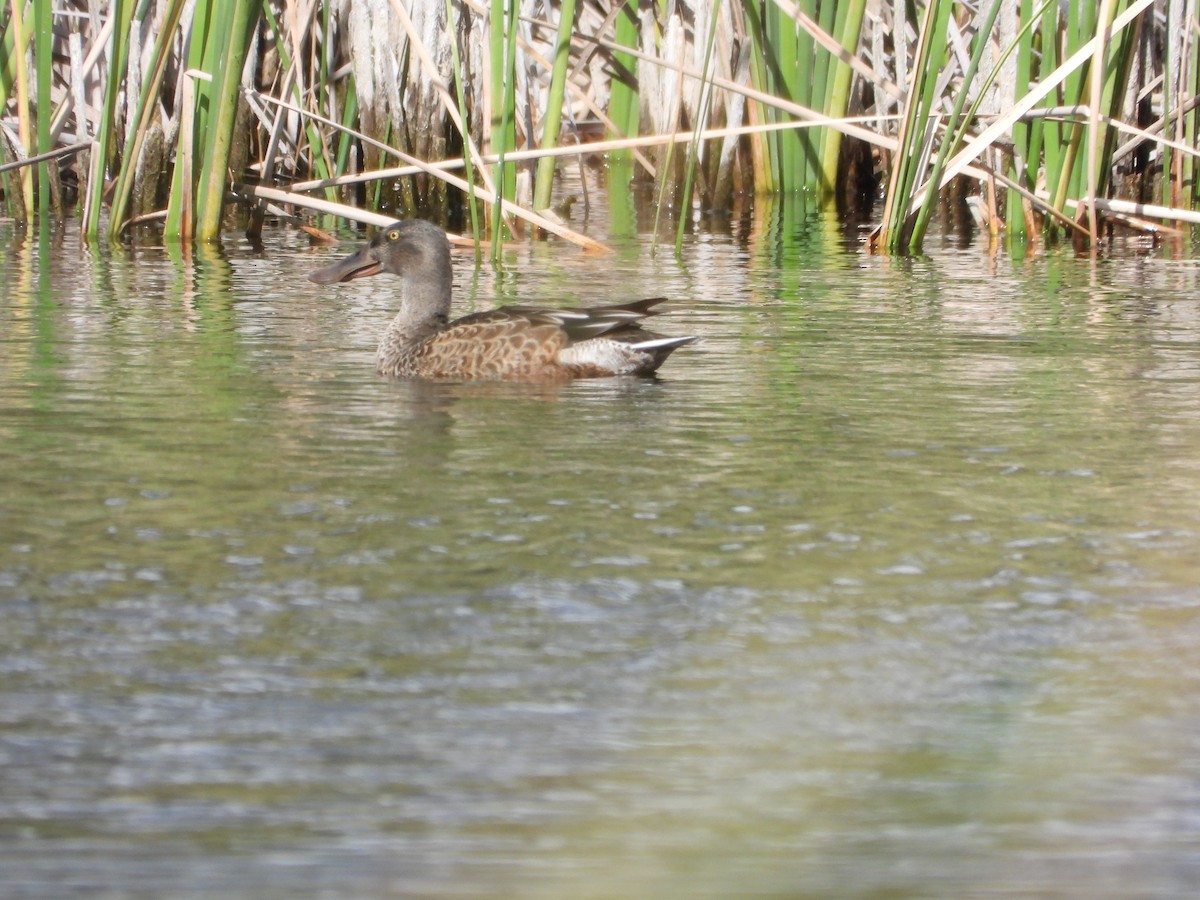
[309,220,697,381]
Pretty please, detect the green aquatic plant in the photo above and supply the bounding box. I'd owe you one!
[490,0,519,247]
[0,0,1195,257]
[107,0,189,239]
[876,0,954,253]
[532,0,577,214]
[82,0,134,240]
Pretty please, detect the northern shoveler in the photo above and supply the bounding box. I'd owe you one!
[308,219,696,380]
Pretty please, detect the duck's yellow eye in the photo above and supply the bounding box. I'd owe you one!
[388,229,400,241]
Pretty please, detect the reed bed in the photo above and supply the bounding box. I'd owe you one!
[1,0,1198,253]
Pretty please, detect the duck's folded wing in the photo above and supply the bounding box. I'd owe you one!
[453,297,668,344]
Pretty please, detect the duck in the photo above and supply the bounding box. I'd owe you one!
[308,219,697,380]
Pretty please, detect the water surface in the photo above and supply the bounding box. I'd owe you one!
[2,215,1199,896]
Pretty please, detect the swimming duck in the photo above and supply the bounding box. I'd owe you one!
[308,219,696,380]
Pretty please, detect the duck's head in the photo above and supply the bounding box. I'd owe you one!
[308,219,451,286]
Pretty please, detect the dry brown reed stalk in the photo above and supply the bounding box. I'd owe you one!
[483,4,655,178]
[570,28,898,155]
[48,15,112,142]
[385,0,506,224]
[286,115,902,194]
[0,141,90,175]
[924,0,1158,204]
[246,87,607,250]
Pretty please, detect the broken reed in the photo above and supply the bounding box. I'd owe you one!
[1,0,1199,253]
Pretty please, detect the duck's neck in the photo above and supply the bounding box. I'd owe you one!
[377,271,452,375]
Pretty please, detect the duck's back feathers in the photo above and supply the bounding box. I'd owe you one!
[405,319,566,379]
[402,297,684,380]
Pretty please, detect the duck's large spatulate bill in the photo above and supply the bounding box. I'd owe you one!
[308,248,383,284]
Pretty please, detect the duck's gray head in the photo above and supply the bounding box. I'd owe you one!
[308,219,451,286]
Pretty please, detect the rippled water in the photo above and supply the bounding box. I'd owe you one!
[2,212,1200,896]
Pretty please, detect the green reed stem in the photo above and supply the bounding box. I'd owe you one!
[164,0,214,240]
[1185,11,1200,206]
[492,0,519,256]
[1092,0,1138,200]
[742,0,775,192]
[1044,0,1141,226]
[818,0,867,203]
[195,0,258,241]
[911,0,1004,249]
[878,0,953,253]
[1051,0,1096,208]
[84,0,134,238]
[33,0,52,218]
[1021,7,1050,229]
[607,0,639,144]
[805,0,829,193]
[772,1,802,191]
[108,0,188,237]
[490,0,517,247]
[1,11,19,105]
[532,0,576,213]
[335,82,359,179]
[1037,2,1063,205]
[1006,0,1036,242]
[0,15,20,217]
